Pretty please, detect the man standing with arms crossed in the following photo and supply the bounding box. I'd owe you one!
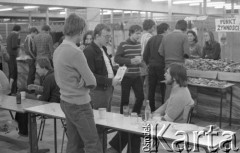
[54,13,102,153]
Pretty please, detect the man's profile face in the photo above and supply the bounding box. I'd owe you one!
[99,29,111,46]
[165,68,173,85]
[36,64,45,77]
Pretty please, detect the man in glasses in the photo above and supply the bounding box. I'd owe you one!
[83,23,121,150]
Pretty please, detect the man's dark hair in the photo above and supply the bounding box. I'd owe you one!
[187,30,198,43]
[169,63,187,87]
[142,19,155,31]
[157,23,169,34]
[175,20,187,32]
[12,24,21,32]
[42,25,51,32]
[93,24,110,39]
[129,25,142,36]
[36,57,52,70]
[29,27,39,34]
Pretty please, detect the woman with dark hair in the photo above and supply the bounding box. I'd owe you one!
[79,30,93,50]
[187,30,202,59]
[202,31,221,60]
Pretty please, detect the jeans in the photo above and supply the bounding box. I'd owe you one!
[148,66,165,112]
[120,76,144,114]
[15,112,28,136]
[109,132,141,153]
[8,56,17,94]
[60,100,103,153]
[27,59,36,85]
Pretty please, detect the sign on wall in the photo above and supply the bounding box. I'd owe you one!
[215,18,240,32]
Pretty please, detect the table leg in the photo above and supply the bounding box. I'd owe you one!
[229,87,233,126]
[219,90,223,128]
[28,113,50,153]
[119,132,122,153]
[29,113,38,153]
[128,133,132,153]
[54,118,57,153]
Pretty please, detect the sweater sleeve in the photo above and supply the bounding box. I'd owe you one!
[73,51,96,88]
[154,100,168,116]
[114,43,131,65]
[164,96,185,122]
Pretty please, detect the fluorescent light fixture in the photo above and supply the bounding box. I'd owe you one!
[131,11,138,13]
[24,6,39,9]
[140,12,146,14]
[152,0,167,2]
[48,7,63,10]
[0,8,12,11]
[102,10,111,15]
[189,3,200,6]
[113,10,122,13]
[174,0,203,4]
[60,11,66,15]
[124,11,131,13]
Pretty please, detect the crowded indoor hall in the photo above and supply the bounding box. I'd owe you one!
[0,0,239,153]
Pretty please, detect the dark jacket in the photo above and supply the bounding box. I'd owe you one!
[143,34,165,68]
[39,70,60,103]
[7,32,20,57]
[83,42,113,89]
[202,41,221,60]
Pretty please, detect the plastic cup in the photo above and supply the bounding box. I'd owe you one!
[123,105,130,117]
[130,112,138,124]
[20,91,26,100]
[98,108,106,119]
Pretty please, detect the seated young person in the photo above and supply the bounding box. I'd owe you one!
[16,57,60,137]
[107,63,194,153]
[29,57,60,102]
[153,63,194,123]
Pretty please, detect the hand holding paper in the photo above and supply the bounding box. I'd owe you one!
[115,65,127,81]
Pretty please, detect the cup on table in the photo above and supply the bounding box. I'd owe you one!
[130,112,138,124]
[123,105,130,117]
[20,91,26,100]
[98,108,106,119]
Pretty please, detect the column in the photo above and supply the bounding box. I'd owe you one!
[203,0,207,15]
[86,8,100,30]
[168,0,172,21]
[46,9,49,25]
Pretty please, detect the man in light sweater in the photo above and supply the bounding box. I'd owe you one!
[153,63,194,123]
[53,13,102,153]
[158,19,190,101]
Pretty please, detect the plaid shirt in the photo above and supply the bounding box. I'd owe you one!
[34,32,54,59]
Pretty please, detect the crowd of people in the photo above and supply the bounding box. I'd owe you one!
[0,12,222,153]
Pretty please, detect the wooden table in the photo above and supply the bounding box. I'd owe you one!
[25,103,234,153]
[188,83,235,128]
[0,96,49,153]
